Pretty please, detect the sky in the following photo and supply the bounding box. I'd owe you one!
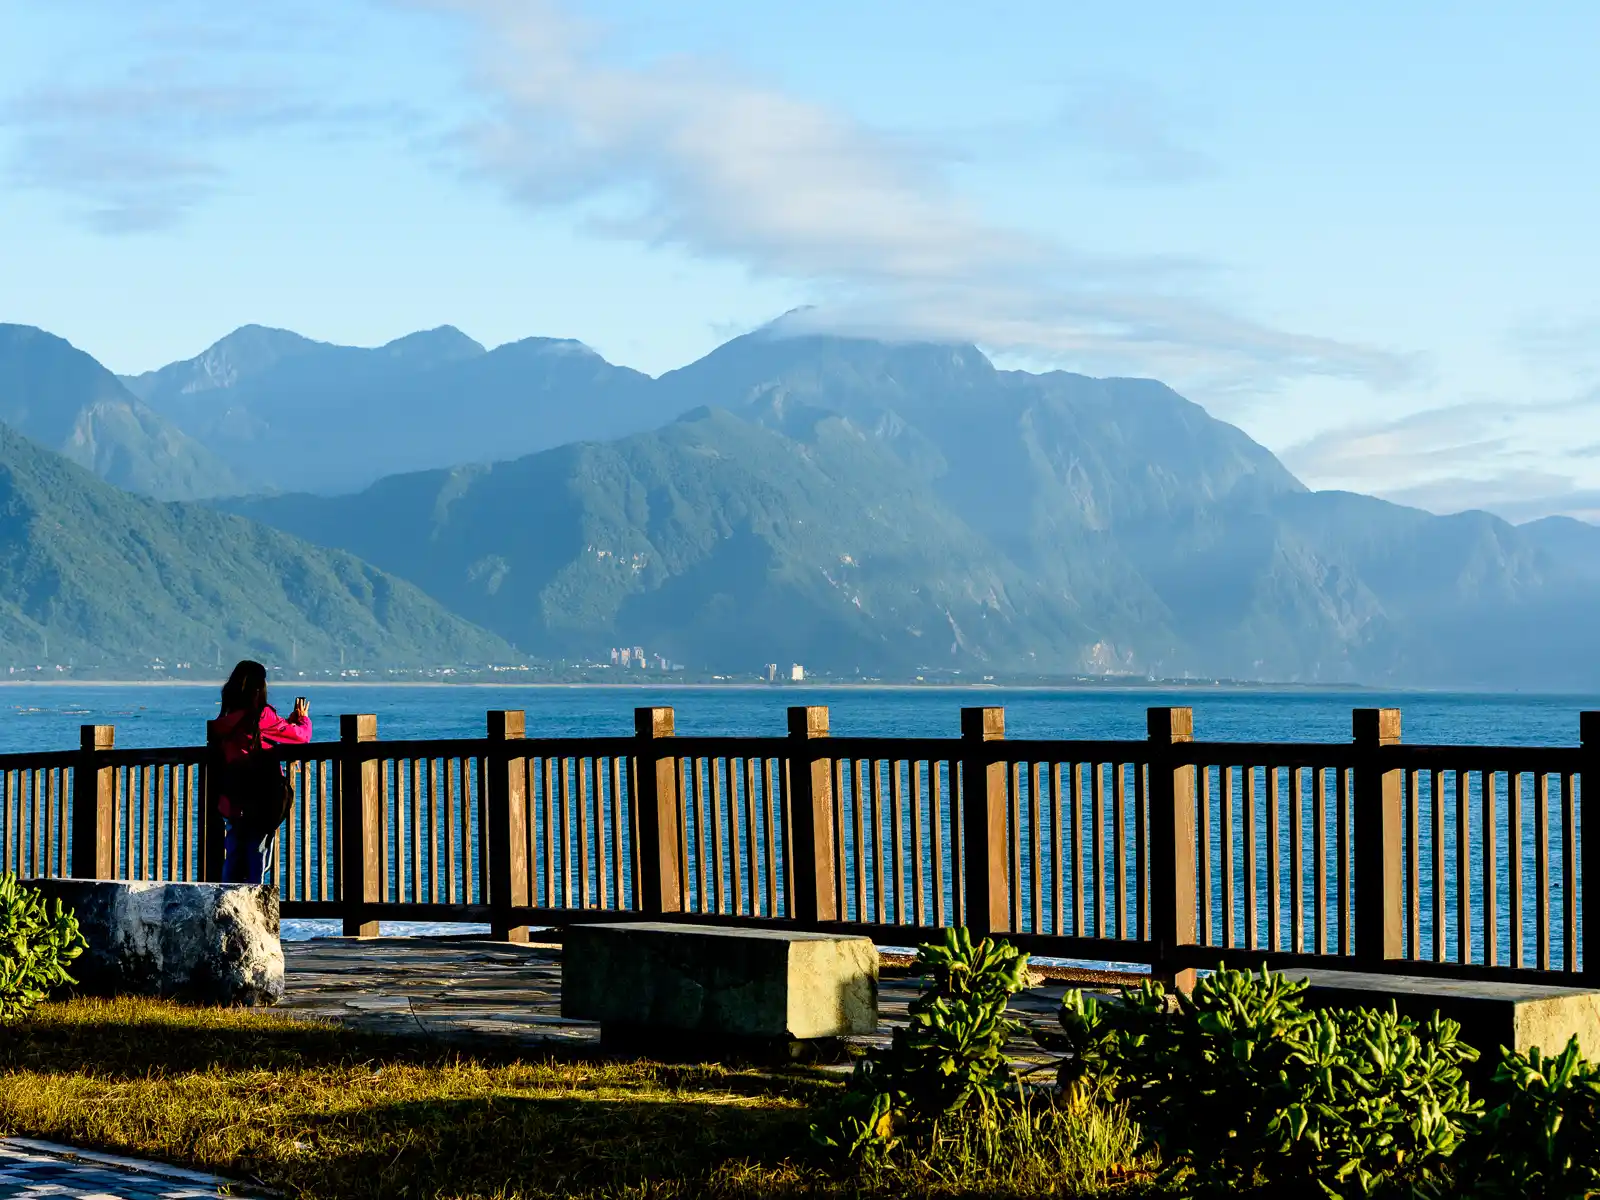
[3,1,1599,521]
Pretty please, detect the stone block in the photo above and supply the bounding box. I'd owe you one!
[1287,968,1600,1061]
[562,922,876,1039]
[29,879,283,1006]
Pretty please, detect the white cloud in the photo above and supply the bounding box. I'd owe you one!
[431,0,1409,392]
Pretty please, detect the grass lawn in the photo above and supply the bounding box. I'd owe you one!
[0,999,1147,1199]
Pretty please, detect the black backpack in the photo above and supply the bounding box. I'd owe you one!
[222,716,294,838]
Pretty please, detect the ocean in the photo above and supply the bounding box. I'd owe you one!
[5,682,1595,956]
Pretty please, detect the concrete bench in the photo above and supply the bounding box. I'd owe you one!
[562,922,877,1052]
[1285,968,1600,1063]
[29,879,283,1007]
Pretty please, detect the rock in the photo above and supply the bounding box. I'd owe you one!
[562,921,877,1040]
[29,879,283,1006]
[1287,968,1600,1064]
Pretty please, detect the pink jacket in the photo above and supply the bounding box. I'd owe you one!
[213,705,312,819]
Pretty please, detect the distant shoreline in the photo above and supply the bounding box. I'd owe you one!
[0,679,1591,697]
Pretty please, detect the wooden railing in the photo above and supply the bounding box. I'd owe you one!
[3,703,1595,986]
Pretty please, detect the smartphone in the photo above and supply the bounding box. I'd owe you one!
[295,696,309,711]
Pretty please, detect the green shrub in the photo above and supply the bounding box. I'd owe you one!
[0,873,85,1023]
[1458,1035,1600,1198]
[1052,966,1479,1198]
[813,927,1031,1165]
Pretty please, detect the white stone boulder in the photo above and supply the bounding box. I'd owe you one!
[29,879,283,1006]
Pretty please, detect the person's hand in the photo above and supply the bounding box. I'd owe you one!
[292,697,310,721]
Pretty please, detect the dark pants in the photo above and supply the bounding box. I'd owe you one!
[221,819,275,885]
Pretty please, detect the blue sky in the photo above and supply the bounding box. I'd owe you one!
[3,0,1599,520]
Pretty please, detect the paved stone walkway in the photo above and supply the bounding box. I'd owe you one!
[0,1140,264,1200]
[275,934,1139,1066]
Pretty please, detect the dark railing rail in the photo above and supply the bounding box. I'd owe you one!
[4,702,1596,987]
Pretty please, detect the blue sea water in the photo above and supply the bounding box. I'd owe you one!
[4,682,1595,957]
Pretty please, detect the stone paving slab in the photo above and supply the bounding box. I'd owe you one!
[0,1139,266,1200]
[276,936,1116,1066]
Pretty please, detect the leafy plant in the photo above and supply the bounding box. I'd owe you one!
[813,927,1031,1164]
[1050,966,1479,1198]
[1457,1035,1600,1198]
[0,873,86,1023]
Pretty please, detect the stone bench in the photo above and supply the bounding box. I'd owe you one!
[1285,967,1600,1064]
[28,879,283,1006]
[562,922,877,1054]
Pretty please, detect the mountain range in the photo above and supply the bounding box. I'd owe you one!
[2,318,1598,685]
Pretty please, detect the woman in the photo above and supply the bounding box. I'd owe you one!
[213,660,311,884]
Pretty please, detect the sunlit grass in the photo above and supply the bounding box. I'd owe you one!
[0,998,1150,1199]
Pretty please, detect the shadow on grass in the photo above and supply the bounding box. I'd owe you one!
[282,1093,821,1199]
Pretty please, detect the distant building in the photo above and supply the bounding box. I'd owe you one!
[619,648,632,667]
[632,645,645,666]
[610,647,620,665]
[765,663,778,682]
[790,663,805,682]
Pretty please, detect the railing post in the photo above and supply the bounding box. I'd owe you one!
[487,710,530,943]
[1147,707,1197,992]
[632,707,683,916]
[1581,712,1600,983]
[1353,708,1403,966]
[339,714,381,938]
[202,719,225,882]
[787,705,836,924]
[71,725,115,879]
[960,706,1008,938]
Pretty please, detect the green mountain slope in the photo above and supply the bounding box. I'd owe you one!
[225,406,1112,672]
[0,325,241,500]
[0,422,514,670]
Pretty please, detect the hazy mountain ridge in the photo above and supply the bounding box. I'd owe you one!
[0,325,241,500]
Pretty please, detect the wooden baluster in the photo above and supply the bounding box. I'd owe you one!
[1245,767,1259,950]
[764,759,778,919]
[1509,772,1524,969]
[1199,766,1213,945]
[576,756,591,909]
[1564,771,1579,973]
[1136,761,1149,941]
[1029,762,1043,935]
[1049,763,1063,936]
[1336,765,1351,955]
[1092,762,1107,938]
[1537,772,1551,971]
[485,712,531,939]
[893,760,908,925]
[1292,767,1306,953]
[1114,763,1128,939]
[1010,762,1023,933]
[610,756,624,910]
[592,757,608,910]
[1457,771,1472,964]
[1484,771,1499,966]
[1581,715,1600,983]
[1431,769,1445,962]
[933,761,949,927]
[728,756,746,915]
[558,757,573,908]
[1267,766,1281,952]
[911,759,927,925]
[745,756,761,918]
[1222,766,1236,949]
[847,757,863,922]
[1315,767,1329,954]
[1071,762,1085,937]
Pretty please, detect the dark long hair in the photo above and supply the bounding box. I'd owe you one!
[220,659,269,718]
